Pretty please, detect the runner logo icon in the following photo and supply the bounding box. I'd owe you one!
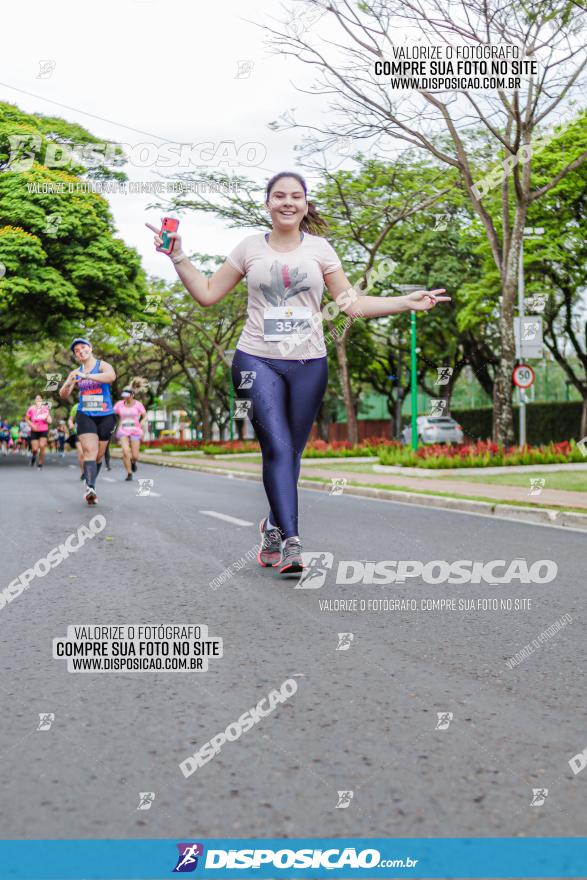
[295,552,334,589]
[336,632,354,651]
[336,790,354,808]
[435,712,453,730]
[137,792,155,810]
[238,370,256,389]
[173,843,204,872]
[530,788,548,806]
[37,713,55,731]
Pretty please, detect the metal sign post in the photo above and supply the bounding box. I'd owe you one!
[512,363,536,447]
[515,227,545,446]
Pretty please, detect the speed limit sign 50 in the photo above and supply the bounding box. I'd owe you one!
[512,364,535,389]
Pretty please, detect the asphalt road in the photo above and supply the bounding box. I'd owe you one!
[0,452,585,841]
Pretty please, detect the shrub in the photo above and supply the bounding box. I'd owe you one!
[378,439,585,468]
[453,401,583,445]
[302,437,399,457]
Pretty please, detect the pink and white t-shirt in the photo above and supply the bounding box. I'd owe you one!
[114,400,146,437]
[227,232,342,360]
[26,404,50,432]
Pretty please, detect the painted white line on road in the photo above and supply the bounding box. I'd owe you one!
[103,477,115,483]
[199,510,253,527]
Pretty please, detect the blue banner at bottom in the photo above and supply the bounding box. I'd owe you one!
[1,838,586,879]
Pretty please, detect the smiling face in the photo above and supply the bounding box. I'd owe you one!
[266,176,308,232]
[34,395,44,406]
[72,342,92,363]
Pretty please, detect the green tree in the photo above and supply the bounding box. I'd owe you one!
[266,0,587,443]
[0,101,145,343]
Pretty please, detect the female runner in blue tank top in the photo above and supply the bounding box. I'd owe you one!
[59,337,117,505]
[147,171,450,573]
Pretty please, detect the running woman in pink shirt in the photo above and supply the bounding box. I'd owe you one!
[114,387,147,481]
[26,394,53,469]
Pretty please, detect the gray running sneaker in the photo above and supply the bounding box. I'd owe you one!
[279,537,304,575]
[258,517,282,567]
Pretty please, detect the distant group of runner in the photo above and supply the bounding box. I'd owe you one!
[1,398,66,464]
[2,341,147,504]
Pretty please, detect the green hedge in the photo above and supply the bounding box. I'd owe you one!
[452,401,584,445]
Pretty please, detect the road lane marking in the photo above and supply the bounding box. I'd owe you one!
[199,510,253,526]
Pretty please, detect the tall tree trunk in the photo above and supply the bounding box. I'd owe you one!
[334,338,358,444]
[580,398,587,440]
[201,396,212,442]
[493,216,526,445]
[316,400,330,442]
[394,390,404,440]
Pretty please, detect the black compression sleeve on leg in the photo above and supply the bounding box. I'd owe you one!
[83,460,98,488]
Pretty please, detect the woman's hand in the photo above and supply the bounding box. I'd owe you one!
[145,222,184,259]
[405,289,451,311]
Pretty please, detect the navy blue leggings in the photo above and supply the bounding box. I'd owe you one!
[232,349,328,539]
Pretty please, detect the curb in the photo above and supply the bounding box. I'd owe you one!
[297,480,587,531]
[114,452,587,532]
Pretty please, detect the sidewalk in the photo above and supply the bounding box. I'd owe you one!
[304,466,587,510]
[123,450,587,517]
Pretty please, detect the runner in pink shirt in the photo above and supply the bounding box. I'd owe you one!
[25,394,53,469]
[114,388,147,481]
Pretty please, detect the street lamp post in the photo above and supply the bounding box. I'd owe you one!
[397,285,424,451]
[410,312,418,451]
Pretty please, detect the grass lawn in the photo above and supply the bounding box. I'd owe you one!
[441,471,587,492]
[299,476,587,514]
[298,463,587,493]
[206,453,263,462]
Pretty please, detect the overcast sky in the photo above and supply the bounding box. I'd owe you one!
[2,1,581,287]
[2,0,353,280]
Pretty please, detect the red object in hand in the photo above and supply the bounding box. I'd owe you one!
[159,217,179,254]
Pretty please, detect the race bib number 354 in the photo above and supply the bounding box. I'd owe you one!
[263,306,313,342]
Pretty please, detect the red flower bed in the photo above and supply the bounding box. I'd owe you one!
[144,438,202,448]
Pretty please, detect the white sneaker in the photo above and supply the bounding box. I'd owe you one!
[84,485,98,505]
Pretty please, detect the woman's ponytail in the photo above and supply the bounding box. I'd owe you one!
[301,200,328,235]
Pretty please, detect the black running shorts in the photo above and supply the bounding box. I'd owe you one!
[76,411,117,441]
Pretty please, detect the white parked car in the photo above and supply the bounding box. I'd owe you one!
[401,416,464,446]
